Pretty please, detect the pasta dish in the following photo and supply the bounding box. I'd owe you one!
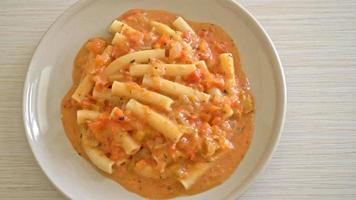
[61,9,254,198]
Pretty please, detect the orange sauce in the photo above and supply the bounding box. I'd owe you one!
[61,9,254,199]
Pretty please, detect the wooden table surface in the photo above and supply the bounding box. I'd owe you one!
[1,0,355,199]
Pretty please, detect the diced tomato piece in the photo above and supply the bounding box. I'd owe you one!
[186,148,197,161]
[110,150,120,160]
[231,99,241,108]
[213,41,228,54]
[211,116,223,125]
[100,142,112,154]
[200,113,211,122]
[126,31,144,48]
[113,108,124,119]
[178,49,195,64]
[182,31,193,44]
[154,34,170,48]
[80,96,96,109]
[198,122,210,134]
[86,38,106,54]
[112,41,131,58]
[110,117,134,133]
[80,99,91,109]
[110,147,124,161]
[88,120,105,134]
[201,102,220,114]
[93,75,109,92]
[94,54,110,66]
[197,40,212,61]
[143,31,158,47]
[185,70,202,83]
[110,121,122,133]
[88,126,107,146]
[205,77,225,90]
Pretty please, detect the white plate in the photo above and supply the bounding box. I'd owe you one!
[23,0,286,199]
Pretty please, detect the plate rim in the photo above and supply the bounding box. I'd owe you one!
[22,0,287,199]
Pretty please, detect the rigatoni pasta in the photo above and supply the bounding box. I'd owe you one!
[104,49,165,75]
[61,9,254,199]
[111,32,126,45]
[151,21,180,40]
[219,53,237,96]
[142,75,210,101]
[112,81,173,110]
[126,99,183,142]
[109,20,139,34]
[71,75,94,103]
[129,63,196,76]
[76,110,100,124]
[109,20,125,33]
[82,136,115,174]
[114,132,140,155]
[173,17,195,34]
[178,162,211,189]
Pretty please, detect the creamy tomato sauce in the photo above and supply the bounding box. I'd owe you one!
[61,9,254,199]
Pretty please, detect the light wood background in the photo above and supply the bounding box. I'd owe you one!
[0,0,355,199]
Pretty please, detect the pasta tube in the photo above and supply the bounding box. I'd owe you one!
[104,49,165,75]
[173,17,195,34]
[151,21,180,40]
[77,110,101,124]
[126,99,183,142]
[109,20,125,33]
[114,132,140,155]
[112,81,173,110]
[111,32,126,45]
[109,20,139,34]
[129,63,196,76]
[219,53,237,96]
[82,144,115,174]
[195,60,209,72]
[142,75,210,101]
[92,87,111,101]
[178,162,211,189]
[72,75,94,103]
